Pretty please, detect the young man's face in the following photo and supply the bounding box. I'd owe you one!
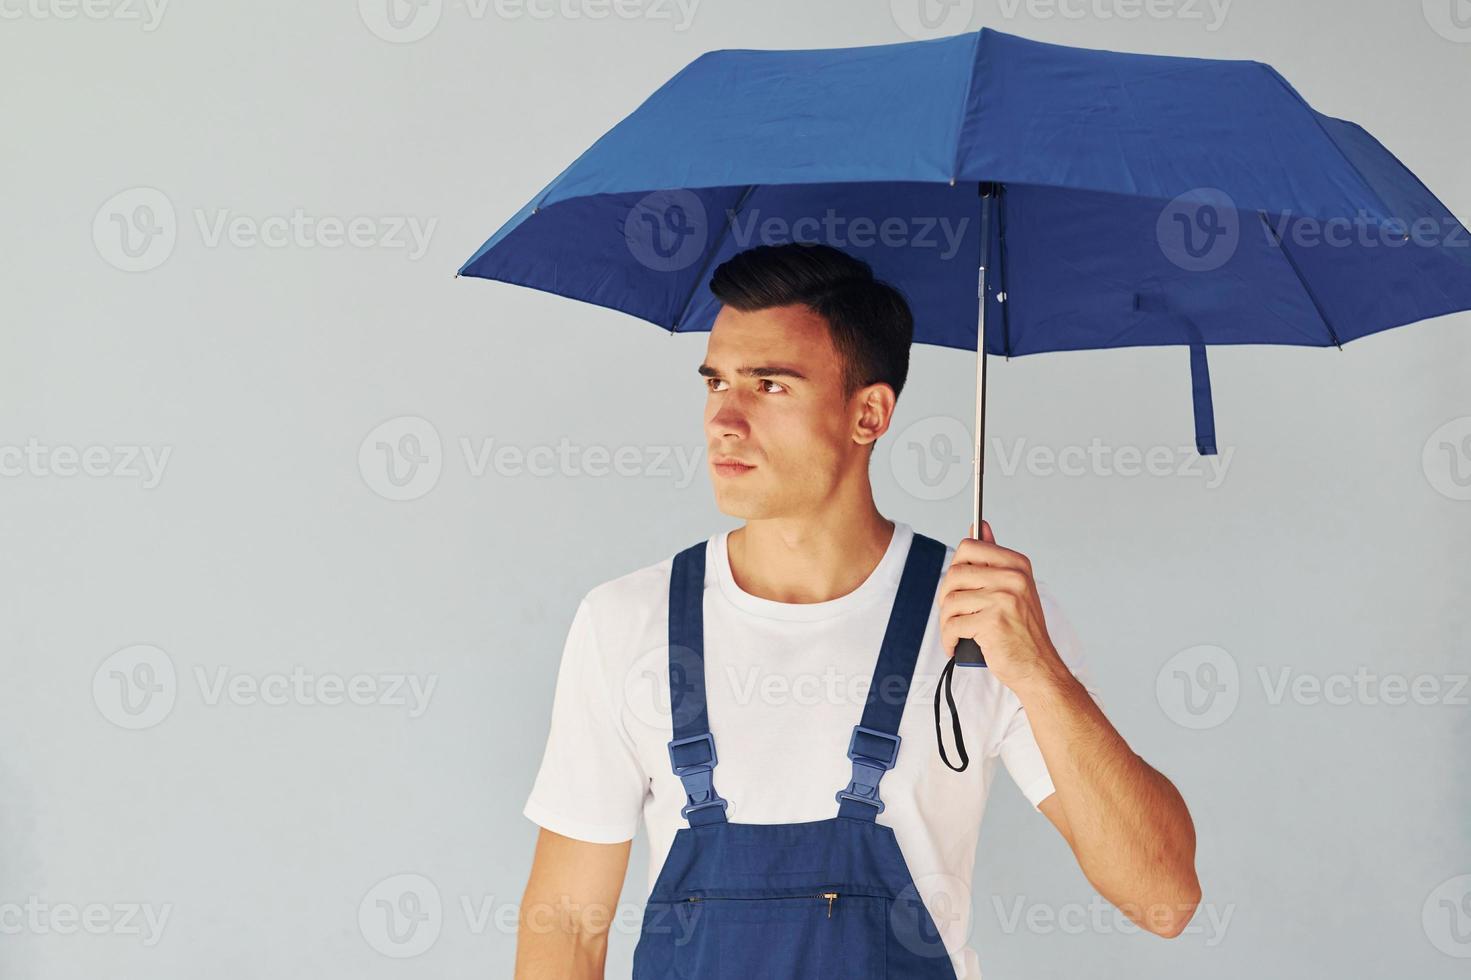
[700,302,887,520]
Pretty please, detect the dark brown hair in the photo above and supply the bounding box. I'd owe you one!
[709,243,914,399]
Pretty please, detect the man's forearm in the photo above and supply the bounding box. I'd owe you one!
[1015,657,1201,934]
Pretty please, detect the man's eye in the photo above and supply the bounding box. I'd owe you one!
[759,379,786,394]
[706,378,727,392]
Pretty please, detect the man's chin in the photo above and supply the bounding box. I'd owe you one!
[712,488,775,521]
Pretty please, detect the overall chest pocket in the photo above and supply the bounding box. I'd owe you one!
[669,890,889,979]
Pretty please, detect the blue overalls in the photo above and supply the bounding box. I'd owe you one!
[632,531,960,979]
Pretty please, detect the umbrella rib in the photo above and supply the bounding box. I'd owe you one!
[1258,64,1395,223]
[998,184,1012,358]
[1256,211,1343,350]
[670,185,757,333]
[947,30,985,185]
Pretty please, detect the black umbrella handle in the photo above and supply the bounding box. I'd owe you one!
[953,636,987,667]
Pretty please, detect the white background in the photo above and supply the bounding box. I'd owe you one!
[2,1,1469,977]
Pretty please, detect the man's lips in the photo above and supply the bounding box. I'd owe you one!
[711,457,755,476]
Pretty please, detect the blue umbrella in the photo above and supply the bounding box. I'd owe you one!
[457,28,1471,760]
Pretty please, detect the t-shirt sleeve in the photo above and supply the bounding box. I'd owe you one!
[521,596,648,843]
[997,585,1103,811]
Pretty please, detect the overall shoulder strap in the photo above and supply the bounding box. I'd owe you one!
[665,540,728,826]
[837,532,947,821]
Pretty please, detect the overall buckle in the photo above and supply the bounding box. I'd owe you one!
[668,733,729,819]
[835,726,901,814]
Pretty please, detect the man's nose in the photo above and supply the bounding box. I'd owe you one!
[708,398,749,439]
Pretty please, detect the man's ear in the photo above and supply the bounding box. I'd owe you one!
[851,382,897,447]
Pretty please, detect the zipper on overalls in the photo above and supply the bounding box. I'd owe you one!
[685,892,841,918]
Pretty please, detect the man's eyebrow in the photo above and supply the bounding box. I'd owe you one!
[697,363,809,381]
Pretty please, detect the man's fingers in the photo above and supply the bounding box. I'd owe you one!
[940,586,1005,622]
[951,537,1031,574]
[941,608,996,652]
[939,565,1029,606]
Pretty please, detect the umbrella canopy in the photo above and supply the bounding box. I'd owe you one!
[458,28,1471,367]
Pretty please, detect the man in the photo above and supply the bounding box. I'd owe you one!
[514,243,1200,978]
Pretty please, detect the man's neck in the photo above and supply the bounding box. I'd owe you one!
[725,507,896,605]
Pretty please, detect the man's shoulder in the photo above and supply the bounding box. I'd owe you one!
[578,535,710,630]
[583,551,676,610]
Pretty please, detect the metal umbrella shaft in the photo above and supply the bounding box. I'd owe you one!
[953,181,997,668]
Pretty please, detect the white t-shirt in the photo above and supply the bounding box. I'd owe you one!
[522,521,1098,980]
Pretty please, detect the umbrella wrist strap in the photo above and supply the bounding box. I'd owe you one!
[934,656,970,772]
